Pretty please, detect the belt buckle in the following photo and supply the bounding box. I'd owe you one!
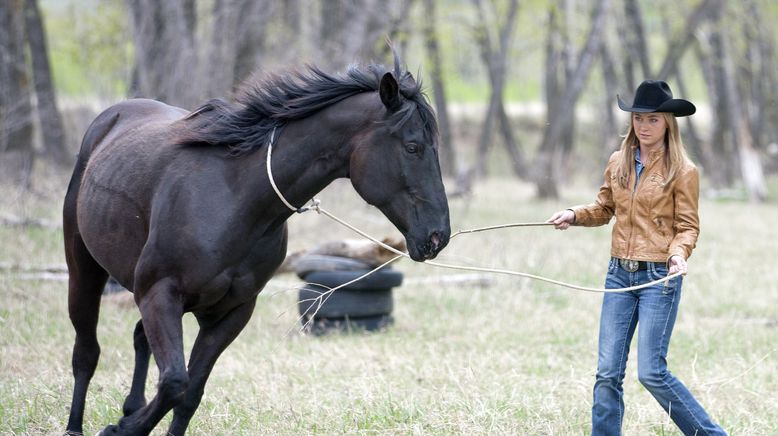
[620,258,639,272]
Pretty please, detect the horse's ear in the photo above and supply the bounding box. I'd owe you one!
[379,72,402,112]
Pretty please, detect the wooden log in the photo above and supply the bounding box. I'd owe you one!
[276,236,406,274]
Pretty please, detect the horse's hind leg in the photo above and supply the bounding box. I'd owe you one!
[101,278,187,435]
[64,232,108,435]
[122,319,151,417]
[167,298,258,435]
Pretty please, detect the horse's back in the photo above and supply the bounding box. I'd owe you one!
[86,99,187,153]
[68,99,189,287]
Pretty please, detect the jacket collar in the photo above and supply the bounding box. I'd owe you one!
[639,145,666,168]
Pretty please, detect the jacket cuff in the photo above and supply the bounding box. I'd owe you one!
[566,208,576,224]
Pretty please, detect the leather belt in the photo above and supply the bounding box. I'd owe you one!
[617,257,648,272]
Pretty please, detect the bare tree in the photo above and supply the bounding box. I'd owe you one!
[696,30,736,187]
[742,0,777,168]
[621,0,650,90]
[655,0,722,80]
[24,0,68,165]
[717,1,767,201]
[0,0,33,152]
[126,0,198,108]
[471,0,526,180]
[319,0,389,70]
[422,0,457,177]
[0,0,35,185]
[533,0,609,199]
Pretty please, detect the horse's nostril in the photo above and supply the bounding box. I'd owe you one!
[430,232,441,248]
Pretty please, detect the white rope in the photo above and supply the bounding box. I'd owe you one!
[309,204,682,294]
[266,127,302,213]
[264,133,682,294]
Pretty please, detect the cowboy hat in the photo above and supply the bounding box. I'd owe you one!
[617,80,696,117]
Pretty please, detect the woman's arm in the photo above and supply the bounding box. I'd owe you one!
[668,164,700,265]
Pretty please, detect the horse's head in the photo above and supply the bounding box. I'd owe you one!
[349,71,450,261]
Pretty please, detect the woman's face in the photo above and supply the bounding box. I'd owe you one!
[632,112,667,149]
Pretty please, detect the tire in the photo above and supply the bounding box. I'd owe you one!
[298,285,393,319]
[303,314,394,335]
[301,268,403,291]
[293,254,373,278]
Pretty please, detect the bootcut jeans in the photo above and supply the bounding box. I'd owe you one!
[591,257,726,436]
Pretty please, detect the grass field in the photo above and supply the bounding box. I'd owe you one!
[1,163,776,435]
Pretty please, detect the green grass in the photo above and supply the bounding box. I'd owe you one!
[1,167,777,435]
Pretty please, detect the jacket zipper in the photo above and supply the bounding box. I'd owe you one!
[626,182,636,259]
[626,160,644,259]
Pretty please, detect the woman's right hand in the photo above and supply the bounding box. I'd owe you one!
[547,209,576,230]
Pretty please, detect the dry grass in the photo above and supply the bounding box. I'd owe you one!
[1,161,777,435]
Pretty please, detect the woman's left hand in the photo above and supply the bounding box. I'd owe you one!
[668,255,688,275]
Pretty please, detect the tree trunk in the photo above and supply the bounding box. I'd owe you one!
[126,0,198,108]
[696,33,733,188]
[599,41,619,158]
[623,0,650,86]
[655,0,723,80]
[207,0,242,97]
[24,0,69,165]
[534,0,609,199]
[233,0,273,88]
[472,0,520,179]
[742,0,772,154]
[384,0,415,58]
[718,4,767,201]
[320,0,385,70]
[0,0,34,155]
[422,0,456,177]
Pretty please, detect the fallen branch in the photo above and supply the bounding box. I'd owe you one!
[0,261,68,274]
[0,214,61,230]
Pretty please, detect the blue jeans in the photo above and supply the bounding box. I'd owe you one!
[592,258,726,436]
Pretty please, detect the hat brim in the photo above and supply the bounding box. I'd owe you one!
[617,95,696,117]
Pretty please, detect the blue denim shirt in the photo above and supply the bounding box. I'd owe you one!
[634,148,644,191]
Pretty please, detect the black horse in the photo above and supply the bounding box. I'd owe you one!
[63,57,450,435]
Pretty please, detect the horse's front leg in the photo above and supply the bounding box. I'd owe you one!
[101,278,187,435]
[167,297,258,436]
[122,319,151,417]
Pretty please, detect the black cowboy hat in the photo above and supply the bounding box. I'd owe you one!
[617,80,696,117]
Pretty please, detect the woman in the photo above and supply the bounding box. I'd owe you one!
[547,80,726,435]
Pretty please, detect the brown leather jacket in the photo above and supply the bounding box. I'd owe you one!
[571,147,700,263]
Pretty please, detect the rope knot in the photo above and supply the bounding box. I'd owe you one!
[296,198,321,214]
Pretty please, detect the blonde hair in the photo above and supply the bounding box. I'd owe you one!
[614,112,689,189]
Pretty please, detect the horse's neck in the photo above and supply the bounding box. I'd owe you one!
[263,94,381,211]
[261,124,353,212]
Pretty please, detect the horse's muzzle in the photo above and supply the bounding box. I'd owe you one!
[410,230,449,261]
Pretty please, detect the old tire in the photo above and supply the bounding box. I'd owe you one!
[293,254,372,278]
[301,268,403,291]
[298,284,393,319]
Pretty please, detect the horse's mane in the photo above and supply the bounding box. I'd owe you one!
[176,62,438,156]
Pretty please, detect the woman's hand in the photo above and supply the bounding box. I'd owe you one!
[668,255,688,275]
[547,209,575,230]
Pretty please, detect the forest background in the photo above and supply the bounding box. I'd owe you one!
[2,0,777,201]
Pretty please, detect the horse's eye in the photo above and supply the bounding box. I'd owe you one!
[405,143,418,154]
